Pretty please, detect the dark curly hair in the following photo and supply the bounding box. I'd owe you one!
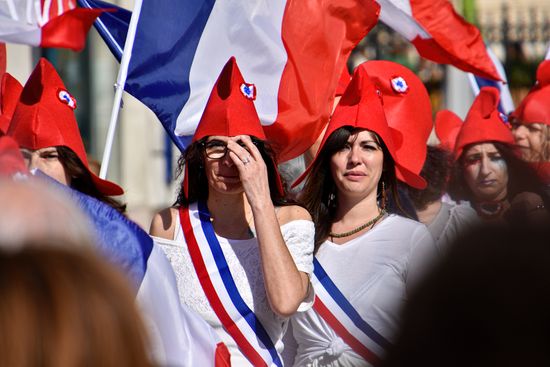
[407,146,454,211]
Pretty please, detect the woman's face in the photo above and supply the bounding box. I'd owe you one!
[203,135,250,195]
[20,147,71,186]
[511,122,547,161]
[330,130,384,201]
[462,142,508,202]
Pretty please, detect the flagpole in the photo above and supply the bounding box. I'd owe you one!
[99,0,143,179]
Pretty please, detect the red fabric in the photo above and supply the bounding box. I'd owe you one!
[264,0,380,162]
[335,66,352,97]
[0,135,28,177]
[529,161,550,185]
[510,60,550,126]
[435,109,463,152]
[193,57,266,142]
[214,342,232,367]
[454,87,515,160]
[409,0,500,81]
[362,60,432,186]
[0,73,23,134]
[294,62,426,189]
[0,43,5,81]
[41,8,105,51]
[190,57,283,197]
[7,58,123,195]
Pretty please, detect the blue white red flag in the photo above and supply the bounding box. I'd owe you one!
[377,0,500,81]
[312,258,390,366]
[0,0,105,51]
[34,172,230,367]
[78,0,380,162]
[467,46,514,115]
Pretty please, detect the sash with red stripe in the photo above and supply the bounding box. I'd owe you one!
[312,257,391,365]
[180,202,283,367]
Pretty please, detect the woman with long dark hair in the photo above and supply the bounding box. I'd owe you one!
[447,87,549,221]
[150,58,314,366]
[287,63,437,366]
[6,58,125,212]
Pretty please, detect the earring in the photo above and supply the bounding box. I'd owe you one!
[380,181,387,210]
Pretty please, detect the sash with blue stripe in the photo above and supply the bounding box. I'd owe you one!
[180,201,283,367]
[312,257,391,365]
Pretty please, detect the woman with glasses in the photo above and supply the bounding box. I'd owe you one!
[149,58,314,366]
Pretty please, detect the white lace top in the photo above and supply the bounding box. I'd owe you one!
[153,208,315,366]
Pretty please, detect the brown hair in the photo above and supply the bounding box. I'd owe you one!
[448,141,548,204]
[56,146,126,213]
[0,245,153,367]
[299,126,400,251]
[174,136,289,206]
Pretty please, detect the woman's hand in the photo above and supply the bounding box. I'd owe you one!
[226,135,272,210]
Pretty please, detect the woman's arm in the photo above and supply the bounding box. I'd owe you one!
[227,136,312,317]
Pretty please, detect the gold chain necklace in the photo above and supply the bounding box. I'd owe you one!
[329,209,387,238]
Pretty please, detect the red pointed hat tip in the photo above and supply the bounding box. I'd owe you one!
[476,87,500,119]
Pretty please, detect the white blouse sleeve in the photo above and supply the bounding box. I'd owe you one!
[281,219,316,312]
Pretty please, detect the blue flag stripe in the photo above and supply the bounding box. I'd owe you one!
[314,257,391,349]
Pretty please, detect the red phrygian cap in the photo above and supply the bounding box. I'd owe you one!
[454,86,515,160]
[362,61,433,186]
[185,57,282,196]
[0,73,23,135]
[0,135,28,177]
[435,109,463,152]
[193,57,266,142]
[293,62,427,189]
[7,58,123,196]
[510,60,550,126]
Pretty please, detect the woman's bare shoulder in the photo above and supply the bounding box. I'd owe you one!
[277,204,312,226]
[149,207,179,239]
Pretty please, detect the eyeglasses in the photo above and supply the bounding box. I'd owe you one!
[202,140,256,160]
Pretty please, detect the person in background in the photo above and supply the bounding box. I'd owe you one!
[6,58,126,213]
[510,60,550,183]
[288,62,437,367]
[150,57,314,366]
[0,72,22,135]
[447,87,549,222]
[0,244,154,367]
[407,145,478,252]
[382,221,550,367]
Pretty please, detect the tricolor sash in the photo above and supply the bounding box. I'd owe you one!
[312,257,391,365]
[180,202,283,367]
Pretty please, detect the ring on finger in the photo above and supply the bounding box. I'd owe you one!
[242,156,251,165]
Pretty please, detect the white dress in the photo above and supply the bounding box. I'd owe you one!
[288,215,437,367]
[153,208,315,366]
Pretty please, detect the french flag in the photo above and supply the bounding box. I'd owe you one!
[377,0,500,81]
[78,0,380,162]
[0,0,104,51]
[33,172,230,367]
[467,46,514,115]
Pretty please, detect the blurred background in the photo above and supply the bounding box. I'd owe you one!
[6,0,550,229]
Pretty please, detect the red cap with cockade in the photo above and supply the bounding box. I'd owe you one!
[293,61,426,189]
[454,86,515,160]
[7,58,123,196]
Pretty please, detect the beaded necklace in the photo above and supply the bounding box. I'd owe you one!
[329,209,387,238]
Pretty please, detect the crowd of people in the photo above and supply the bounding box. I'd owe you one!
[1,52,549,367]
